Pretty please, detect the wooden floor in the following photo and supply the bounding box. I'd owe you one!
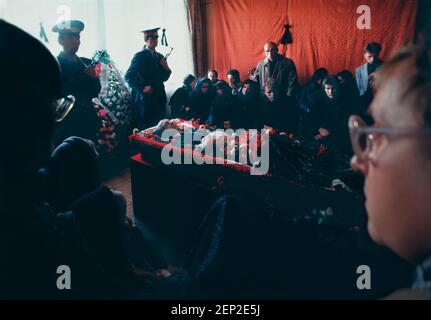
[105,167,181,265]
[104,168,135,222]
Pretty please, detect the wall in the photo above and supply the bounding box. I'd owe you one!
[206,0,418,84]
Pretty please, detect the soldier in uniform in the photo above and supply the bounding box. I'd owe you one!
[52,20,101,145]
[125,27,172,130]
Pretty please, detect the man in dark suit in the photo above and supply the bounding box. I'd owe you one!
[125,27,172,130]
[254,41,299,99]
[52,20,101,145]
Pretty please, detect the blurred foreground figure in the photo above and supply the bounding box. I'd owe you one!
[350,42,431,299]
[0,20,157,299]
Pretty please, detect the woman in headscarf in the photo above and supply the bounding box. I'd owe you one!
[298,68,328,137]
[188,77,213,123]
[236,79,263,130]
[169,74,196,120]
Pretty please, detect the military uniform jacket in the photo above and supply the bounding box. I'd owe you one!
[57,52,101,105]
[125,48,172,103]
[55,52,101,144]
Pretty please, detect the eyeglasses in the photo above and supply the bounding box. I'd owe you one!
[349,115,431,162]
[147,35,159,40]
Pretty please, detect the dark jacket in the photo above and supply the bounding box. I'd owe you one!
[188,78,213,123]
[169,85,192,119]
[207,83,240,129]
[55,52,102,145]
[1,186,129,299]
[259,94,298,134]
[298,81,324,113]
[254,54,299,98]
[236,82,263,129]
[125,48,172,128]
[307,93,353,154]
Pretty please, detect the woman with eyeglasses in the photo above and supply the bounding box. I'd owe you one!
[349,45,431,299]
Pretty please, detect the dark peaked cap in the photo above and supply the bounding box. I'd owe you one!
[141,27,160,34]
[52,20,85,35]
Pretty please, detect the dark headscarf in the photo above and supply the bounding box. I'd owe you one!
[183,74,196,87]
[45,136,102,212]
[188,77,213,122]
[237,80,262,129]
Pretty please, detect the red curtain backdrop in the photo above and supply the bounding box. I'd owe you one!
[206,0,418,84]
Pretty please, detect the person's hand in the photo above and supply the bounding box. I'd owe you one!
[264,125,277,136]
[84,66,98,78]
[128,266,162,291]
[155,269,172,279]
[319,128,330,137]
[199,123,212,129]
[160,57,169,70]
[143,85,153,94]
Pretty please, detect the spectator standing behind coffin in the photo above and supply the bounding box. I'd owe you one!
[206,80,240,129]
[254,42,299,99]
[355,42,383,96]
[237,80,263,130]
[188,78,213,123]
[337,70,360,101]
[169,74,196,119]
[207,68,219,86]
[52,20,101,145]
[259,79,298,134]
[336,70,363,118]
[125,27,172,130]
[298,68,328,136]
[247,67,257,81]
[307,76,352,155]
[207,68,219,97]
[226,69,243,96]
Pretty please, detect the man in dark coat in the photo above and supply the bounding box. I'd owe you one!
[254,41,299,99]
[52,20,101,145]
[125,27,172,130]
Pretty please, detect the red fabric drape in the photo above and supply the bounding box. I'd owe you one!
[207,0,418,84]
[188,0,208,76]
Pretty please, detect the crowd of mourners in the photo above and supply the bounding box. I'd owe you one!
[1,16,431,300]
[168,41,382,156]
